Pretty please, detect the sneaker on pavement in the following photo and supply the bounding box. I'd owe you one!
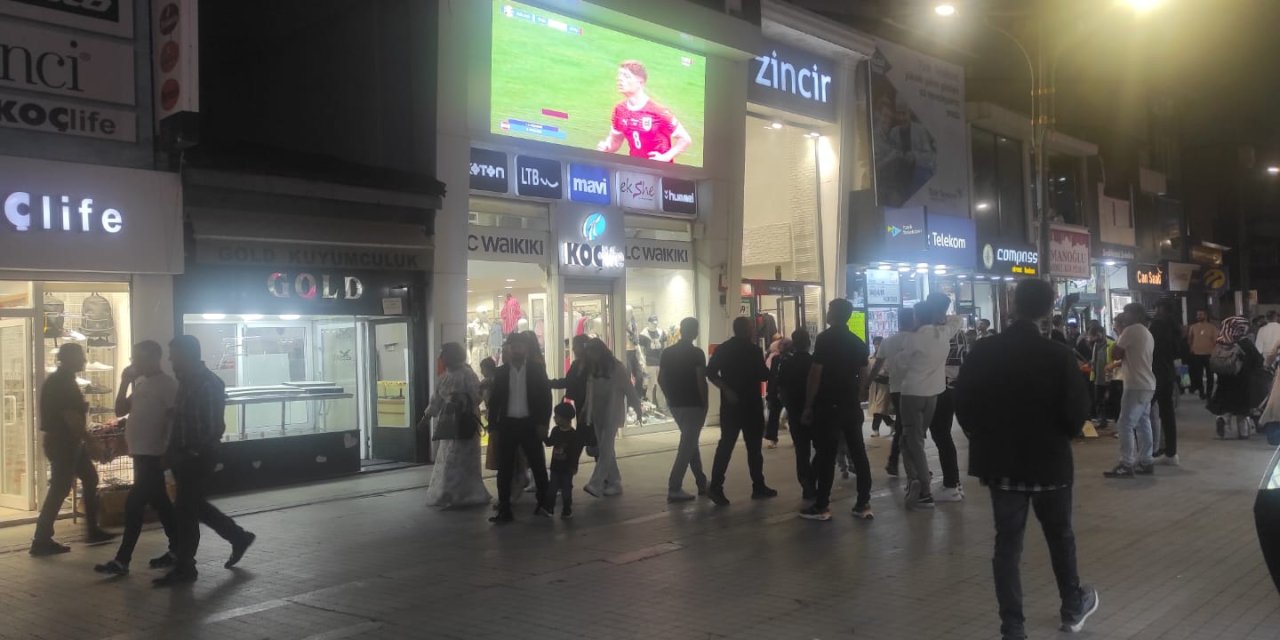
[851,503,875,520]
[85,528,118,544]
[152,568,198,587]
[149,552,176,569]
[561,507,573,520]
[935,486,964,502]
[225,532,256,569]
[533,505,553,518]
[602,486,624,497]
[1135,463,1155,476]
[913,495,936,510]
[885,465,899,477]
[1103,464,1135,479]
[583,484,602,498]
[707,486,730,506]
[1061,586,1100,632]
[1216,416,1226,439]
[903,479,922,506]
[798,505,831,521]
[1157,454,1180,466]
[750,486,779,499]
[29,538,71,557]
[489,510,515,524]
[667,490,697,503]
[94,559,129,576]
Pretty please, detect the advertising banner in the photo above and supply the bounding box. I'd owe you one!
[1165,261,1199,293]
[1049,224,1092,279]
[625,238,692,269]
[869,39,968,217]
[0,0,134,37]
[152,0,200,121]
[0,20,135,105]
[0,91,136,142]
[866,269,901,306]
[490,0,706,167]
[748,38,837,122]
[979,239,1039,277]
[556,204,624,277]
[883,206,927,261]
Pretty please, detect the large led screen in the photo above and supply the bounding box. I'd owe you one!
[491,1,707,168]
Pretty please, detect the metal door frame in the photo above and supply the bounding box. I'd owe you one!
[365,317,415,461]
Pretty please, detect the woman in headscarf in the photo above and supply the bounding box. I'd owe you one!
[1209,316,1266,439]
[424,343,491,509]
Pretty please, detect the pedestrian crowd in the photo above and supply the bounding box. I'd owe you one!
[39,281,1279,639]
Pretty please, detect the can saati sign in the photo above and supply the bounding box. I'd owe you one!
[1129,263,1164,290]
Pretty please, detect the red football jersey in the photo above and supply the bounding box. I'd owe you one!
[610,99,678,161]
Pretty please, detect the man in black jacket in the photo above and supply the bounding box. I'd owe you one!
[777,329,814,498]
[955,279,1099,640]
[705,316,773,505]
[488,333,553,523]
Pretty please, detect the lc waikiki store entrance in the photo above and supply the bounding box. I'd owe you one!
[0,157,182,515]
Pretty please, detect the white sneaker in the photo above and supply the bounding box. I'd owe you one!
[935,486,964,502]
[75,376,91,387]
[1157,454,1180,466]
[85,361,113,371]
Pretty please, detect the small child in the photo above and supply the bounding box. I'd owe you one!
[545,403,584,520]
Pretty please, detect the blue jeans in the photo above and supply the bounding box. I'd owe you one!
[1118,388,1156,467]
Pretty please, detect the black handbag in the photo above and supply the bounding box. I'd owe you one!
[432,393,482,441]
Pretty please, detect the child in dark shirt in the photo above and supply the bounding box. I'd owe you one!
[545,403,584,519]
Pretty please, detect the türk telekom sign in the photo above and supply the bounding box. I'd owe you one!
[0,155,182,274]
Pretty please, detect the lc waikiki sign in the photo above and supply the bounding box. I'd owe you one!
[558,205,624,276]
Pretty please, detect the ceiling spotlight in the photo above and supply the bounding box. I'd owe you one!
[898,266,910,273]
[505,278,516,282]
[201,313,226,321]
[806,131,821,138]
[278,314,301,321]
[770,121,783,130]
[1004,276,1016,282]
[241,314,263,321]
[934,3,957,17]
[916,267,929,274]
[975,202,991,211]
[1268,166,1280,176]
[878,263,893,270]
[1104,260,1117,266]
[916,262,929,268]
[957,274,968,279]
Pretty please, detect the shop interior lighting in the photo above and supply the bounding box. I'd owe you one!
[878,263,892,270]
[975,202,991,210]
[975,275,987,280]
[898,266,911,273]
[1004,276,1016,281]
[916,267,929,274]
[934,269,947,276]
[201,313,226,320]
[770,121,783,130]
[898,262,910,267]
[1103,260,1117,266]
[504,286,514,290]
[241,314,264,321]
[957,274,968,279]
[278,315,301,321]
[806,131,821,139]
[934,3,957,16]
[505,278,516,282]
[1268,166,1280,175]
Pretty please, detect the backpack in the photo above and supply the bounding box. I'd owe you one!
[1210,343,1244,377]
[80,293,116,345]
[42,294,65,339]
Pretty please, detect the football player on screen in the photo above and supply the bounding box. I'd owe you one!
[596,60,692,163]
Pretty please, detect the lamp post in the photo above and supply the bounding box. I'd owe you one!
[935,0,1166,281]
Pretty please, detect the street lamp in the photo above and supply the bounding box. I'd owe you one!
[935,3,958,17]
[1124,0,1163,13]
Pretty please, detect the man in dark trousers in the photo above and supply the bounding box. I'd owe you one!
[799,299,872,521]
[777,329,815,498]
[155,335,255,586]
[955,279,1099,640]
[660,317,710,502]
[488,333,553,523]
[30,343,116,556]
[1149,299,1182,465]
[705,316,773,505]
[95,340,179,576]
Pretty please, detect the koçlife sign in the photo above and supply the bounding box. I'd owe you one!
[568,163,611,205]
[748,38,837,122]
[470,148,508,193]
[515,154,563,199]
[466,224,548,264]
[925,214,976,268]
[660,176,697,215]
[557,204,624,276]
[0,91,136,141]
[0,154,182,274]
[980,240,1039,276]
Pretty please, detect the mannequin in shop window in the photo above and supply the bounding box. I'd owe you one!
[468,311,491,365]
[638,315,668,411]
[500,294,524,336]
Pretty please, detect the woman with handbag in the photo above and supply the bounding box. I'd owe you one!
[582,339,643,498]
[422,343,491,509]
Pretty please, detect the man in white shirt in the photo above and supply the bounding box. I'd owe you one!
[1105,304,1157,478]
[893,294,964,509]
[94,341,180,576]
[488,334,552,524]
[880,308,914,477]
[1255,312,1280,366]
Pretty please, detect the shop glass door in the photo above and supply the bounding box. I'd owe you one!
[0,318,32,511]
[564,292,613,349]
[367,319,414,461]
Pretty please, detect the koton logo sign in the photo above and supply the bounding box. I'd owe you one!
[469,148,508,193]
[616,170,658,210]
[568,163,610,205]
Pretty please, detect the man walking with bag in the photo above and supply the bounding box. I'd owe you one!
[956,279,1099,640]
[95,341,179,576]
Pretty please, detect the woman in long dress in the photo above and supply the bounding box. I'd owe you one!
[582,338,643,498]
[424,342,492,509]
